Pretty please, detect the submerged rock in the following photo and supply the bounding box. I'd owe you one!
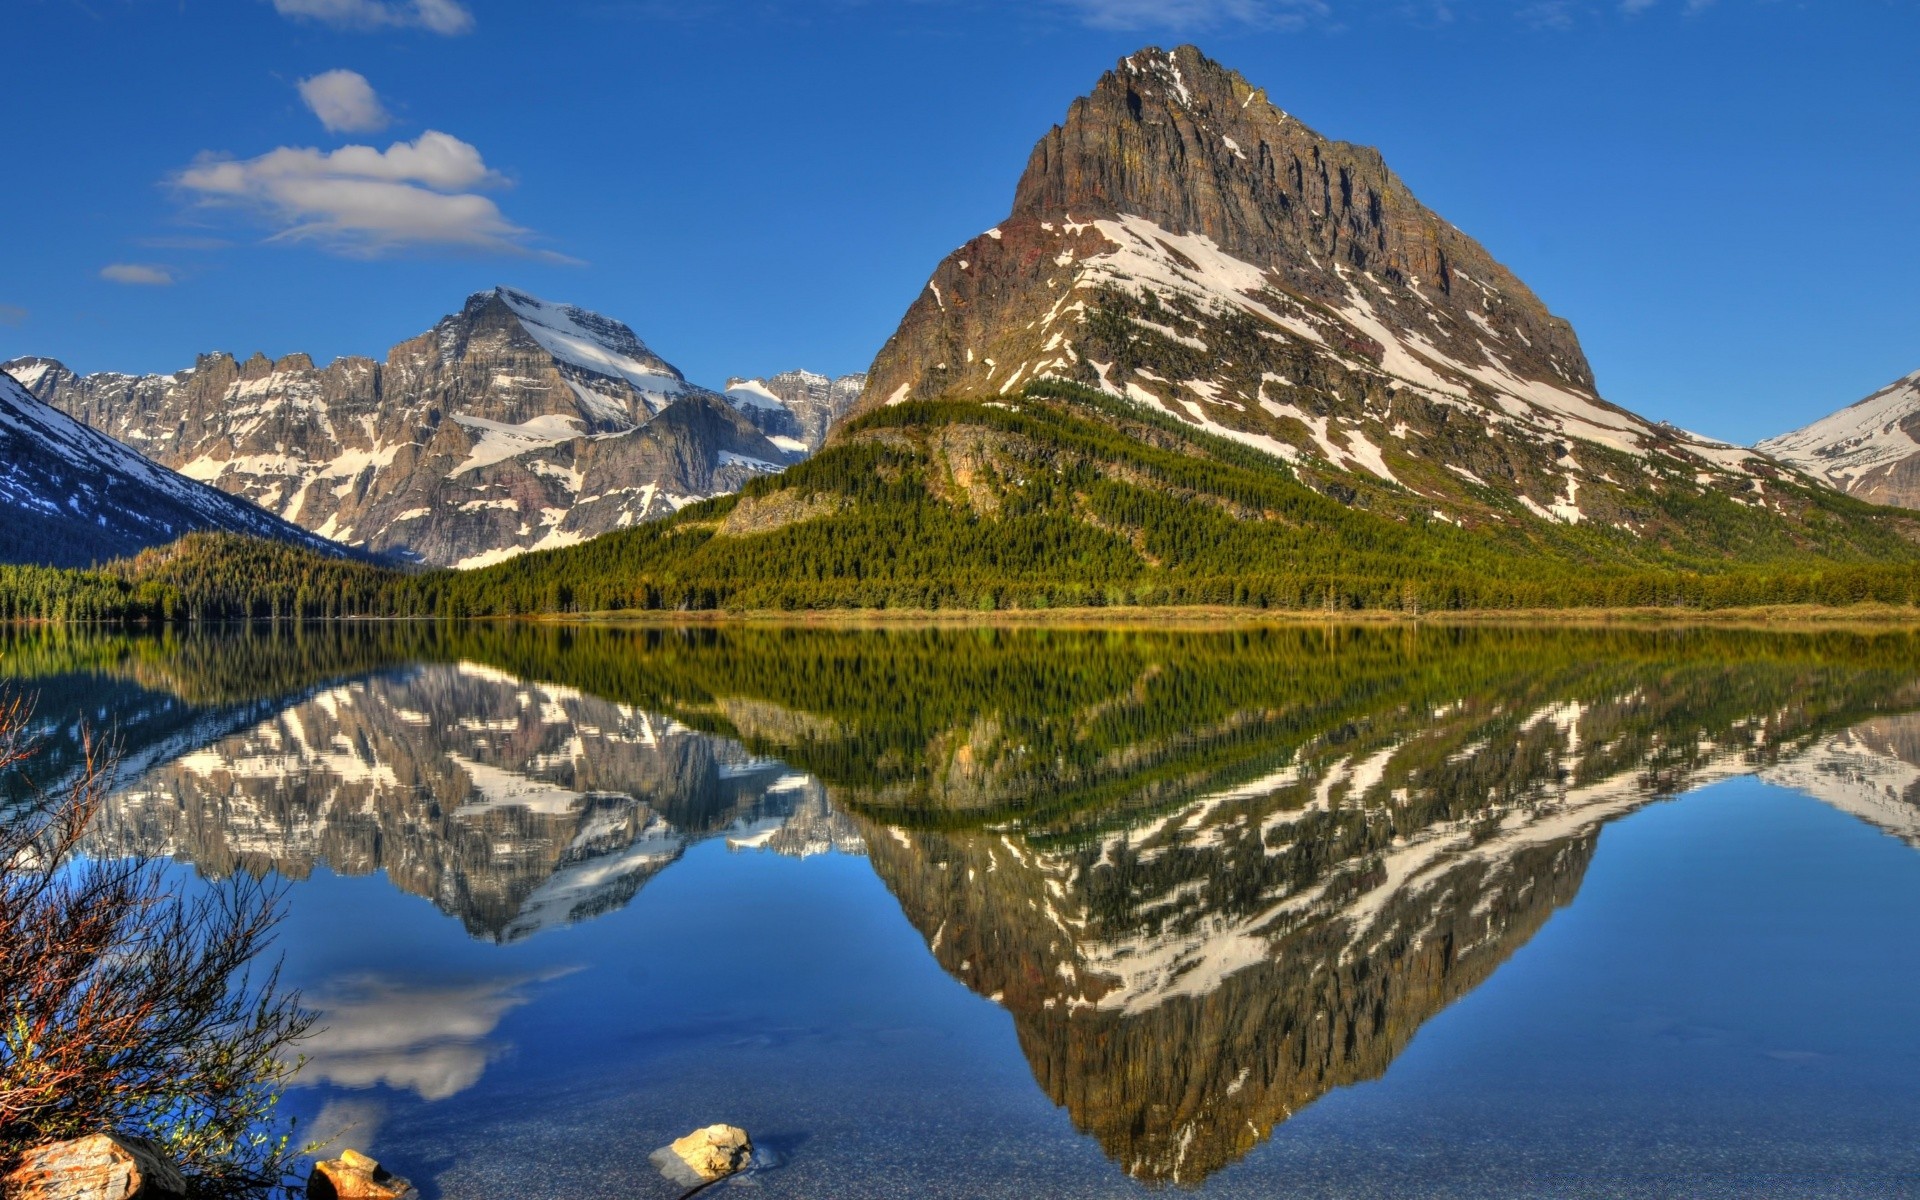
[306,1149,419,1200]
[652,1124,754,1184]
[1,1133,187,1200]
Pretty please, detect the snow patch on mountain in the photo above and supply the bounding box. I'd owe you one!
[1758,370,1920,490]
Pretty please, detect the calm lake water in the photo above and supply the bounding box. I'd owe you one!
[17,623,1920,1198]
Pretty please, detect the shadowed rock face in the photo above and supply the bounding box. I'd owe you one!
[857,45,1794,535]
[1005,47,1589,387]
[3,288,809,568]
[0,372,332,567]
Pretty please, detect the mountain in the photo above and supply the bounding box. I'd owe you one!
[724,370,867,453]
[302,44,1920,619]
[5,288,845,569]
[853,44,1789,532]
[1758,370,1920,510]
[0,370,335,567]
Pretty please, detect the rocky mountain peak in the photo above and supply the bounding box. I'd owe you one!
[1005,44,1591,392]
[855,43,1768,534]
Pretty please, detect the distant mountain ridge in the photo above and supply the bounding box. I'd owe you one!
[725,369,866,453]
[0,371,336,567]
[6,288,860,568]
[1759,370,1920,511]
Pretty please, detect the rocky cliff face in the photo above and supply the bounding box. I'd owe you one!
[6,288,852,568]
[724,370,867,452]
[1758,370,1920,511]
[0,371,336,567]
[858,45,1787,531]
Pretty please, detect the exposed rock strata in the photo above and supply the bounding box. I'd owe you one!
[857,45,1788,533]
[5,289,853,568]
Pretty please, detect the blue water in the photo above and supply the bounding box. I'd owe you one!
[216,781,1920,1199]
[28,626,1920,1197]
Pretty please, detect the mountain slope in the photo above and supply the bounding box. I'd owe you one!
[5,288,820,568]
[1759,370,1920,510]
[0,372,336,568]
[855,45,1798,536]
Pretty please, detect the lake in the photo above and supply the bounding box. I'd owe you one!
[15,622,1920,1198]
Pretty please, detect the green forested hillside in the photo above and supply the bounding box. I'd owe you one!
[6,381,1920,622]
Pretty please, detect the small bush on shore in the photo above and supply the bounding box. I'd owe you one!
[0,693,314,1197]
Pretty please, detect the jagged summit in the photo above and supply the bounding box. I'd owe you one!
[1008,45,1591,391]
[857,45,1775,534]
[1759,370,1920,510]
[5,287,841,568]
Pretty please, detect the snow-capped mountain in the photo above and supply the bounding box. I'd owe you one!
[0,370,336,567]
[1758,370,1920,510]
[724,369,867,453]
[6,288,854,568]
[856,46,1788,532]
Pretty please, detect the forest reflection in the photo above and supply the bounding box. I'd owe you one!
[11,621,1920,1185]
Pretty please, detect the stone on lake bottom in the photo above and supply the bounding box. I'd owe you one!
[306,1148,419,1200]
[1,1133,188,1200]
[653,1124,754,1184]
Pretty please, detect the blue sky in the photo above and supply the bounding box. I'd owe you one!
[3,0,1916,444]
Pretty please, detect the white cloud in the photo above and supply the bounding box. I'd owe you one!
[296,971,572,1101]
[272,0,474,35]
[1059,0,1329,29]
[298,69,391,134]
[0,305,25,326]
[173,130,566,260]
[100,263,175,286]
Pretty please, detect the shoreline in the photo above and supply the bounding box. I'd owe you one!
[532,602,1920,631]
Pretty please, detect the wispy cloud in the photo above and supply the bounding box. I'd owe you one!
[1517,0,1577,28]
[0,305,25,326]
[134,235,235,251]
[1057,0,1330,30]
[298,69,391,134]
[271,0,474,35]
[172,131,570,260]
[99,263,175,286]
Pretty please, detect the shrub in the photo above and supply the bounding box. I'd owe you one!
[0,693,313,1197]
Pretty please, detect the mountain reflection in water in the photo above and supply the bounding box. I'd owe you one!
[13,623,1920,1191]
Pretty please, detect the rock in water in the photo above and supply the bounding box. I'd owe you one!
[306,1149,419,1200]
[653,1124,754,1184]
[1,1133,188,1200]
